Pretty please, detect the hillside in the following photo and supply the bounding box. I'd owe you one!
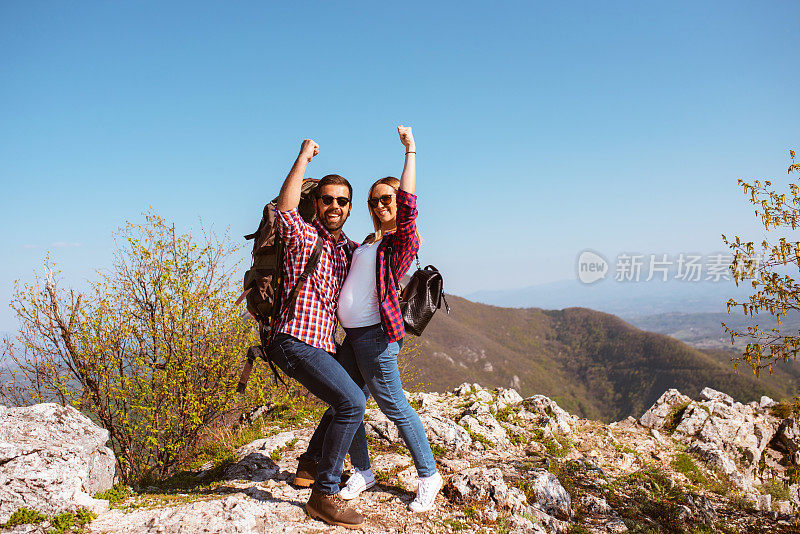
[411,295,797,422]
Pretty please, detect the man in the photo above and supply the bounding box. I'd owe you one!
[267,138,365,529]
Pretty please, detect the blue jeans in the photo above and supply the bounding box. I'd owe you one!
[267,333,367,494]
[302,323,437,478]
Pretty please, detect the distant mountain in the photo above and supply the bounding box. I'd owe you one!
[411,295,799,422]
[627,311,800,351]
[465,278,754,319]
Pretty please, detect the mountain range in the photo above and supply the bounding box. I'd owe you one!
[411,295,800,422]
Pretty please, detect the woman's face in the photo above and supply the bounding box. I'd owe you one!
[370,183,397,226]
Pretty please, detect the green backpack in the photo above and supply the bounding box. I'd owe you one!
[236,178,322,392]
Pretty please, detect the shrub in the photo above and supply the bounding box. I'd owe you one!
[5,212,282,484]
[2,507,47,527]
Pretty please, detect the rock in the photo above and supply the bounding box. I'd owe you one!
[474,389,494,404]
[364,409,400,443]
[458,413,511,448]
[614,453,636,472]
[88,494,268,533]
[494,388,524,410]
[605,517,629,533]
[757,493,772,512]
[446,466,507,505]
[461,401,491,417]
[370,453,412,478]
[223,453,279,482]
[420,413,472,451]
[760,396,777,408]
[522,395,573,434]
[523,468,572,520]
[698,387,734,405]
[639,389,691,430]
[771,417,799,455]
[583,494,612,514]
[688,441,747,489]
[687,493,717,523]
[0,403,115,522]
[453,383,473,397]
[238,404,276,426]
[396,465,418,492]
[775,500,793,514]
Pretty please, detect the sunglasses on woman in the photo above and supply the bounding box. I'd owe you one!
[368,194,395,208]
[319,195,351,207]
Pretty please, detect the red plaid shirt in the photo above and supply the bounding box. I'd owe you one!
[272,208,357,353]
[375,189,420,343]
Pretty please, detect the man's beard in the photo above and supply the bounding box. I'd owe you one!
[318,209,347,232]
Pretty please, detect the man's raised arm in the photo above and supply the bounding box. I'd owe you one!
[276,139,319,212]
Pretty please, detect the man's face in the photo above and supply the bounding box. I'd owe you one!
[315,184,351,232]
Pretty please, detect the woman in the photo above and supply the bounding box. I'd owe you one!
[297,125,442,513]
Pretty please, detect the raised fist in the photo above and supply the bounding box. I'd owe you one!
[299,139,319,163]
[397,125,415,151]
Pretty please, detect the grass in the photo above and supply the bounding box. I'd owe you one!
[530,427,572,457]
[664,401,691,433]
[0,507,96,533]
[431,443,447,458]
[461,425,494,449]
[94,484,134,504]
[759,479,790,502]
[769,400,797,419]
[269,437,299,461]
[605,465,689,534]
[671,453,707,486]
[1,507,47,527]
[443,518,467,531]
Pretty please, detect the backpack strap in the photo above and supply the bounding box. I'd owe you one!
[285,236,323,322]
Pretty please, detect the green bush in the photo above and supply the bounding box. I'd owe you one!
[94,484,134,504]
[2,507,47,527]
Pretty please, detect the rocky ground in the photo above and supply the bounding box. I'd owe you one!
[2,384,800,533]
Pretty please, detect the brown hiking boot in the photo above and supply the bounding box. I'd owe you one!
[294,457,317,488]
[305,487,365,529]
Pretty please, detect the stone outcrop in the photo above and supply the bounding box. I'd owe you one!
[639,386,799,507]
[0,403,115,523]
[7,383,800,534]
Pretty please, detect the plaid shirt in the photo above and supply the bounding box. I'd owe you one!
[272,207,356,353]
[375,189,420,343]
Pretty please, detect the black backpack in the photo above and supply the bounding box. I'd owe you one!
[236,179,322,392]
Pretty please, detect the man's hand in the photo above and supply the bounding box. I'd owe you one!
[398,126,415,152]
[277,139,318,212]
[299,139,319,163]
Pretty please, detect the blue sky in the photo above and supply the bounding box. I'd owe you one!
[1,1,799,332]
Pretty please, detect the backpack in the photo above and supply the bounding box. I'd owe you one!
[236,178,322,392]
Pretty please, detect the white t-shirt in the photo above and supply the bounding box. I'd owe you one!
[337,237,383,328]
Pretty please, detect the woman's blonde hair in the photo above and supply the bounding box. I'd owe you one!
[367,176,422,243]
[368,177,399,241]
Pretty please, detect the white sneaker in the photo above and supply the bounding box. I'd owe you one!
[408,472,443,513]
[338,468,375,500]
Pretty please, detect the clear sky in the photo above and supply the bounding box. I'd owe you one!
[1,1,799,333]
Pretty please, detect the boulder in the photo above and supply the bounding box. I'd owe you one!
[639,389,691,430]
[522,395,573,434]
[0,403,115,522]
[688,441,747,489]
[420,413,472,451]
[458,413,511,448]
[524,469,572,520]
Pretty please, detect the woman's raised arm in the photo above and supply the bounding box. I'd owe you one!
[398,125,416,194]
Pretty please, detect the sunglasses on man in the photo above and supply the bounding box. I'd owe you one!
[319,195,351,207]
[367,194,395,208]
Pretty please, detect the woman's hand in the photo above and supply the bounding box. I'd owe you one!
[398,125,415,152]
